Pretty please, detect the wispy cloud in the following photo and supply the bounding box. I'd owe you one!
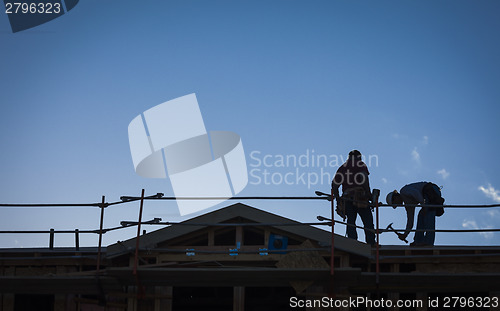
[392,133,408,140]
[478,183,500,203]
[411,147,420,164]
[422,136,429,145]
[381,178,388,184]
[462,220,477,230]
[462,220,494,239]
[487,209,500,218]
[437,168,450,180]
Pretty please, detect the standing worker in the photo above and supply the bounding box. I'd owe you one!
[386,182,445,246]
[332,150,375,246]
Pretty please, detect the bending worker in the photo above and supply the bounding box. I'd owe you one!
[386,182,445,246]
[332,150,375,246]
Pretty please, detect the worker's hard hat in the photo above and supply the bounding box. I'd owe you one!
[386,190,399,208]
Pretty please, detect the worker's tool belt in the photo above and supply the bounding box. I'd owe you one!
[342,187,369,208]
[423,182,445,216]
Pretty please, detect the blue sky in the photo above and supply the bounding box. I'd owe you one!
[1,0,499,248]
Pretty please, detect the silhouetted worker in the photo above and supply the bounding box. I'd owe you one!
[332,150,375,246]
[386,182,444,246]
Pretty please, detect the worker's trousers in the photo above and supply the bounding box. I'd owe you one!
[414,207,436,245]
[345,200,376,246]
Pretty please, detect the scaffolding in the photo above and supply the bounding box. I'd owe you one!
[1,189,500,301]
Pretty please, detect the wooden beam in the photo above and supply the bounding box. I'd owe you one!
[106,267,352,288]
[154,286,172,311]
[208,229,214,246]
[158,253,284,263]
[233,286,245,311]
[236,226,243,247]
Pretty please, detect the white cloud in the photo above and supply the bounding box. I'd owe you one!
[437,168,450,180]
[462,220,477,229]
[462,220,494,239]
[392,133,408,140]
[381,178,388,184]
[422,136,429,145]
[486,209,500,218]
[411,147,420,164]
[478,183,500,203]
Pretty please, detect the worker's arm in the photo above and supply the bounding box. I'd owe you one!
[331,170,343,202]
[331,183,340,201]
[402,205,416,239]
[361,172,371,201]
[331,180,345,219]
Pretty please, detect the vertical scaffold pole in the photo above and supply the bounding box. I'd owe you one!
[133,189,146,300]
[96,195,105,273]
[49,228,54,250]
[373,189,381,291]
[75,229,80,251]
[133,189,146,276]
[330,188,335,296]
